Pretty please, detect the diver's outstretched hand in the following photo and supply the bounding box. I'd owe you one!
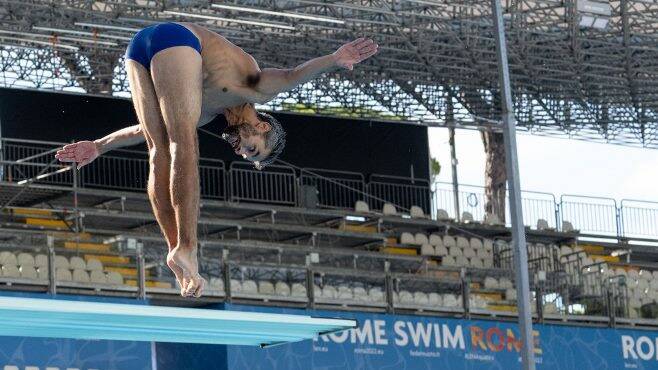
[333,38,379,71]
[55,141,100,170]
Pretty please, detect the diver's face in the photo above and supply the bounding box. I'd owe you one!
[222,123,271,163]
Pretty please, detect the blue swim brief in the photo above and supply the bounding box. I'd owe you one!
[125,22,202,70]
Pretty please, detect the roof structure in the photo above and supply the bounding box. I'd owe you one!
[0,0,657,147]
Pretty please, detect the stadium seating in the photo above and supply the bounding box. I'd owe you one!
[354,201,370,213]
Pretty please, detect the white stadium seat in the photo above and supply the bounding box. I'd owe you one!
[484,277,499,289]
[420,244,434,256]
[208,277,225,291]
[455,256,469,267]
[383,203,397,216]
[495,240,509,250]
[483,239,494,251]
[443,294,460,308]
[354,200,370,213]
[291,283,307,297]
[434,245,449,257]
[410,206,425,218]
[437,209,451,221]
[537,219,550,230]
[106,271,123,285]
[19,266,37,279]
[456,236,470,249]
[2,265,20,278]
[368,287,385,302]
[397,290,414,304]
[470,238,484,250]
[54,255,69,270]
[476,248,490,258]
[230,279,242,293]
[400,232,415,245]
[90,270,108,284]
[86,259,103,272]
[428,293,442,306]
[337,285,353,299]
[429,234,443,246]
[35,254,48,268]
[37,267,49,281]
[275,281,291,296]
[442,255,456,266]
[72,269,90,283]
[463,248,476,258]
[313,285,322,299]
[56,268,72,282]
[69,256,86,270]
[321,285,338,299]
[470,257,484,268]
[17,253,35,267]
[353,287,368,301]
[449,247,463,257]
[499,277,514,289]
[461,212,474,223]
[413,291,429,305]
[506,288,517,301]
[414,233,429,245]
[562,221,575,232]
[258,281,275,295]
[482,257,494,268]
[241,280,258,294]
[443,236,456,248]
[0,252,17,266]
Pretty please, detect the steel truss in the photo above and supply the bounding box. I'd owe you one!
[1,0,658,147]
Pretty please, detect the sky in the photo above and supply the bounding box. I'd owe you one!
[428,128,658,203]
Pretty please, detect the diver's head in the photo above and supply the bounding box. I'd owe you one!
[222,105,286,170]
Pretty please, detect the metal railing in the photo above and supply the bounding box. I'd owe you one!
[300,168,366,209]
[2,137,658,241]
[368,174,431,214]
[619,199,658,239]
[228,161,297,206]
[559,195,620,236]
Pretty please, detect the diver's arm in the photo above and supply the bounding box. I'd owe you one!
[254,38,378,98]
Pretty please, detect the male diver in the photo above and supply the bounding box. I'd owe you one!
[55,22,378,298]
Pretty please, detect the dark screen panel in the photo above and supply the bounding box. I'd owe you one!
[0,88,429,180]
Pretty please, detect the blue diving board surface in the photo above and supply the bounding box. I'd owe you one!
[0,296,357,347]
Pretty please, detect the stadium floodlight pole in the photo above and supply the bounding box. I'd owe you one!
[490,1,536,370]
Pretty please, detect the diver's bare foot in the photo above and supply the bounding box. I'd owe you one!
[169,245,206,298]
[166,252,187,296]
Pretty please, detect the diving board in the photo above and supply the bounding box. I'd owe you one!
[0,297,357,347]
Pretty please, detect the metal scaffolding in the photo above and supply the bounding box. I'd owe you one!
[0,0,657,148]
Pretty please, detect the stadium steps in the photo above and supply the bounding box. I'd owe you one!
[83,254,131,265]
[591,255,620,263]
[124,279,173,289]
[339,223,378,233]
[64,241,113,253]
[25,217,70,228]
[49,231,93,240]
[380,246,418,256]
[10,208,54,217]
[104,266,151,278]
[471,290,504,302]
[487,303,517,312]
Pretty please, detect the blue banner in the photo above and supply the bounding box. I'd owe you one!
[226,304,658,370]
[0,292,152,370]
[0,337,152,370]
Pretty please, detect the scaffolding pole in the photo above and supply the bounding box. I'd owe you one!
[490,1,536,369]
